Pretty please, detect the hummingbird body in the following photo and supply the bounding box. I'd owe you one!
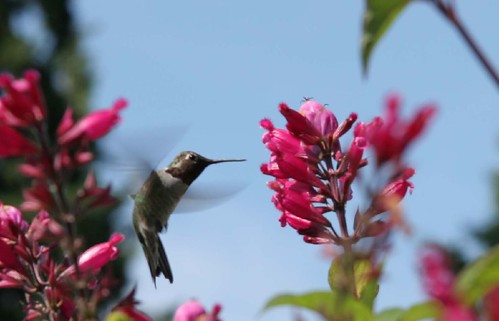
[131,151,244,285]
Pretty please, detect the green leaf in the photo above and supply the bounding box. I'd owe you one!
[361,0,410,74]
[401,301,440,321]
[328,255,379,308]
[456,245,499,305]
[375,308,404,321]
[263,291,374,321]
[375,302,440,321]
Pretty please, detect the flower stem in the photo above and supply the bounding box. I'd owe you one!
[429,0,499,88]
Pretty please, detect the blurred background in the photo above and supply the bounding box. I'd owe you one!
[0,1,498,320]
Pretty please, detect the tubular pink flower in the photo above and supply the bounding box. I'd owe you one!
[58,98,127,145]
[0,125,37,157]
[381,168,415,201]
[61,233,125,277]
[279,103,321,144]
[262,126,305,156]
[21,183,56,212]
[0,70,46,126]
[57,108,75,136]
[363,94,436,165]
[0,238,26,274]
[420,245,455,303]
[0,204,29,235]
[174,300,222,321]
[278,189,331,227]
[18,163,45,179]
[420,245,477,321]
[299,100,338,137]
[275,154,323,189]
[174,300,206,321]
[27,210,64,241]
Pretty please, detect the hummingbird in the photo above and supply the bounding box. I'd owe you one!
[131,151,245,286]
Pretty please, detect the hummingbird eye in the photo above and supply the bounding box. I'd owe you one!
[187,153,197,161]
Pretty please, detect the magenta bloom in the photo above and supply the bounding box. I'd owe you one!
[362,93,436,165]
[299,100,338,137]
[0,125,37,157]
[420,245,476,321]
[61,233,125,277]
[58,98,127,145]
[174,300,222,321]
[0,70,46,126]
[261,97,434,245]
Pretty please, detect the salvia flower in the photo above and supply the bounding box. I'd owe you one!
[61,233,125,277]
[174,300,223,321]
[0,125,37,157]
[58,98,128,145]
[362,93,436,166]
[261,97,434,246]
[420,245,476,321]
[0,70,46,126]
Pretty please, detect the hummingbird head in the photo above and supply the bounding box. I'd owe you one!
[166,151,245,185]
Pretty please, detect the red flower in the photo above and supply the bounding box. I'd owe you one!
[299,100,338,137]
[58,99,127,145]
[0,70,46,126]
[60,233,125,277]
[0,125,37,157]
[362,94,436,166]
[420,245,476,321]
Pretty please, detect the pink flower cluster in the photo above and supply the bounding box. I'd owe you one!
[0,70,134,320]
[0,204,123,320]
[261,96,436,245]
[0,70,125,212]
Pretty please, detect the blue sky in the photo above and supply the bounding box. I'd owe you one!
[75,1,499,320]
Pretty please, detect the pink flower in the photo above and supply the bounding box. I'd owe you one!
[75,172,116,210]
[174,300,222,321]
[279,103,322,144]
[58,99,127,145]
[485,287,499,320]
[0,204,29,234]
[375,168,415,214]
[0,125,37,157]
[60,233,125,277]
[420,245,476,321]
[362,93,436,166]
[21,183,56,212]
[0,238,26,274]
[27,210,64,241]
[299,100,338,137]
[0,70,46,126]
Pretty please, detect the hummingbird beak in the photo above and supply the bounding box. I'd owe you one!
[207,158,246,165]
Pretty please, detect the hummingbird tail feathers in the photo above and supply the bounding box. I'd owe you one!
[157,236,173,283]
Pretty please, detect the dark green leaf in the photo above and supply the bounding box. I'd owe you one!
[263,291,374,321]
[361,0,410,74]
